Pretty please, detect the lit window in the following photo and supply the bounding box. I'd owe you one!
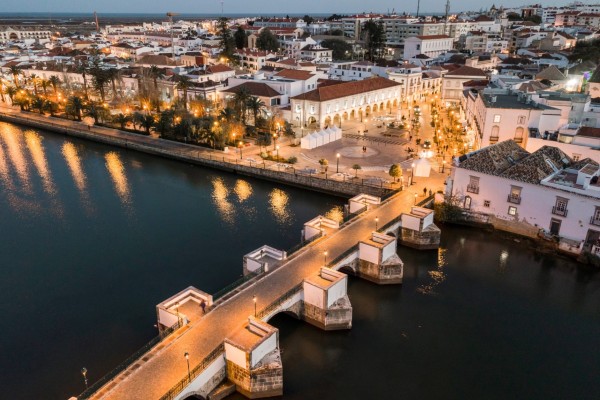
[493,115,501,123]
[508,206,517,216]
[484,200,491,207]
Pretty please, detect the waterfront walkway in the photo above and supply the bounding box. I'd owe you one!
[0,105,395,197]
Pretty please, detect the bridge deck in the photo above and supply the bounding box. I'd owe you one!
[95,181,439,400]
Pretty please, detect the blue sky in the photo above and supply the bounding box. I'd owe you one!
[0,1,573,14]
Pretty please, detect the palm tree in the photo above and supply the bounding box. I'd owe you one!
[148,65,164,92]
[6,86,17,104]
[352,164,362,177]
[40,79,50,96]
[75,63,89,99]
[66,96,84,121]
[9,66,22,88]
[233,87,251,124]
[49,75,61,96]
[107,68,121,100]
[0,79,6,103]
[31,96,46,114]
[219,106,236,123]
[85,101,107,125]
[136,113,154,134]
[174,74,192,110]
[30,74,39,96]
[246,96,266,126]
[113,113,131,130]
[90,67,109,102]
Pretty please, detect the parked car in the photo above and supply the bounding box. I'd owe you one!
[422,140,432,149]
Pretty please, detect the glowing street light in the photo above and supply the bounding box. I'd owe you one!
[253,295,257,317]
[239,141,243,159]
[323,250,328,265]
[414,193,418,204]
[184,352,191,383]
[375,216,379,231]
[336,153,340,173]
[276,145,280,159]
[81,367,88,389]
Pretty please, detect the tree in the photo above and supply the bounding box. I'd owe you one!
[219,106,236,123]
[89,66,109,102]
[154,110,174,137]
[352,163,361,177]
[320,39,352,60]
[5,86,17,104]
[246,96,266,126]
[31,96,47,115]
[66,96,84,121]
[113,113,131,130]
[174,74,192,110]
[256,28,279,52]
[234,26,247,49]
[389,164,402,182]
[318,158,329,172]
[256,133,272,151]
[138,114,154,134]
[303,15,314,25]
[85,101,108,125]
[9,65,22,88]
[233,87,251,124]
[107,68,122,100]
[217,17,236,58]
[362,19,385,61]
[75,63,89,99]
[568,38,600,64]
[49,75,61,97]
[30,74,39,96]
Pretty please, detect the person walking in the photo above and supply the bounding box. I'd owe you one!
[423,187,427,197]
[200,299,206,314]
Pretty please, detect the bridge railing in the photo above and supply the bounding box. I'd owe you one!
[158,343,225,400]
[212,265,266,302]
[77,321,182,400]
[256,283,303,320]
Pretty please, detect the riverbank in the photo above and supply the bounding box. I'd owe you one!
[0,107,396,198]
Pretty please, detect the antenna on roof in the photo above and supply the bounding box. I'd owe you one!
[444,0,450,34]
[93,11,100,32]
[416,0,421,17]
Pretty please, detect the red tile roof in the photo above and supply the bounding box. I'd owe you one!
[291,77,400,102]
[444,65,488,77]
[223,81,281,98]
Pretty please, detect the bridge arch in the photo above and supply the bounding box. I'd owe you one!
[263,308,302,323]
[338,264,357,275]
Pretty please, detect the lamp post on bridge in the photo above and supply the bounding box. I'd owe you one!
[253,295,257,317]
[336,153,340,173]
[81,367,88,389]
[375,216,379,231]
[323,250,328,266]
[184,352,191,383]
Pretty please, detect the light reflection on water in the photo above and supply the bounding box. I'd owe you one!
[62,142,93,213]
[417,247,447,295]
[24,131,56,196]
[234,179,252,202]
[104,152,132,207]
[211,177,234,223]
[324,205,344,223]
[0,136,20,210]
[269,188,291,225]
[0,125,32,194]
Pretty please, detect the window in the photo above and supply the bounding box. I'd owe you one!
[295,104,301,112]
[508,186,522,204]
[467,176,480,194]
[591,207,600,226]
[490,125,500,141]
[464,196,471,209]
[493,114,501,123]
[572,153,581,161]
[508,206,517,216]
[514,127,524,143]
[553,197,569,217]
[517,115,526,124]
[484,200,491,207]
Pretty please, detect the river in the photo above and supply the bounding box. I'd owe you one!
[0,122,599,400]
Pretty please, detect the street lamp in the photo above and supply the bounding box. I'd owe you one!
[276,144,280,160]
[253,295,257,317]
[442,160,446,173]
[323,250,328,265]
[175,301,180,326]
[414,193,418,204]
[239,141,243,159]
[336,153,340,173]
[184,352,191,383]
[375,216,379,231]
[411,162,416,185]
[81,367,88,389]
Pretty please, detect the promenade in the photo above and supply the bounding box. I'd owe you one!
[0,105,395,198]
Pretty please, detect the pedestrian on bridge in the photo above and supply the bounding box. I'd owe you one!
[200,299,206,314]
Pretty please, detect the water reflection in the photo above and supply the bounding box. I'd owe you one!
[417,247,447,295]
[0,137,20,210]
[498,249,509,272]
[269,188,291,225]
[0,126,32,193]
[211,177,234,223]
[105,152,131,206]
[234,179,252,202]
[25,131,56,195]
[62,142,92,212]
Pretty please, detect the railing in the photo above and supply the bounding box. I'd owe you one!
[513,137,523,143]
[590,216,600,226]
[489,136,499,143]
[77,321,182,400]
[466,184,479,194]
[256,283,303,320]
[507,194,521,204]
[326,244,359,269]
[212,265,265,301]
[552,206,568,217]
[158,343,225,400]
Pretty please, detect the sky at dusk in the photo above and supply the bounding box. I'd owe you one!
[0,0,576,15]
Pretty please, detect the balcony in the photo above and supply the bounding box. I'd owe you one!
[507,194,521,204]
[489,136,499,143]
[590,216,600,226]
[552,206,568,217]
[513,136,523,143]
[466,184,479,194]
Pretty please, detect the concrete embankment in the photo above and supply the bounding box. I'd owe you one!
[0,111,396,198]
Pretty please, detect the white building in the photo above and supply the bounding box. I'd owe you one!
[442,65,488,102]
[403,35,454,60]
[0,28,52,42]
[448,140,600,251]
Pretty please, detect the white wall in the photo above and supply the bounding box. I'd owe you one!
[401,214,421,231]
[326,278,346,308]
[158,308,179,327]
[224,342,247,369]
[526,138,600,163]
[381,240,397,262]
[358,242,380,264]
[250,334,277,368]
[174,354,226,400]
[303,282,325,308]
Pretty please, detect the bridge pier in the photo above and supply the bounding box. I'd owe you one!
[302,268,352,330]
[224,317,283,399]
[357,232,403,284]
[398,207,441,250]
